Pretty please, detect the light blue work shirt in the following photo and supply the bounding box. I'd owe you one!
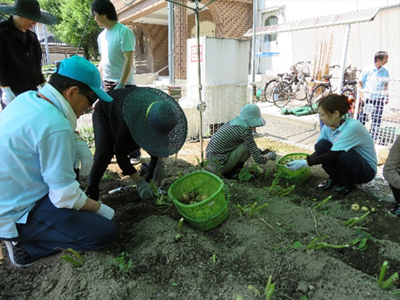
[359,63,389,100]
[318,118,377,174]
[0,89,77,238]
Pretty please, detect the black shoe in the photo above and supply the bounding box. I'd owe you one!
[3,241,38,267]
[86,185,99,200]
[316,178,339,191]
[333,183,356,196]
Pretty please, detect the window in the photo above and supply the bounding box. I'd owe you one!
[264,16,278,42]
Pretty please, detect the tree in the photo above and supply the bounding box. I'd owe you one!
[0,0,15,21]
[39,0,101,60]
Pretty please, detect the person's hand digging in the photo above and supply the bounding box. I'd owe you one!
[136,178,156,201]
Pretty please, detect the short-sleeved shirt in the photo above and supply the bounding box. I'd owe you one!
[318,118,377,173]
[359,63,389,100]
[98,22,136,85]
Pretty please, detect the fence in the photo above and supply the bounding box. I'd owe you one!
[354,77,400,148]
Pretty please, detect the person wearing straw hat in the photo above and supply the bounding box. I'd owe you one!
[86,87,187,202]
[0,0,57,109]
[0,56,117,267]
[205,104,277,179]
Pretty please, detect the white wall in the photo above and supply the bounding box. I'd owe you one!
[255,0,400,81]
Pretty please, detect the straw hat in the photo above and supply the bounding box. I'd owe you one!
[230,104,266,128]
[123,87,188,157]
[0,0,57,25]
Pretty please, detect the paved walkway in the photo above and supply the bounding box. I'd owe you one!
[256,99,321,150]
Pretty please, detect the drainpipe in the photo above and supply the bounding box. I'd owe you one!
[338,24,351,92]
[168,2,175,86]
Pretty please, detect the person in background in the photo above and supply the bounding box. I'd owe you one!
[205,104,277,179]
[91,0,141,164]
[383,135,400,217]
[0,0,57,109]
[86,87,187,202]
[357,51,389,141]
[287,94,377,196]
[0,56,117,268]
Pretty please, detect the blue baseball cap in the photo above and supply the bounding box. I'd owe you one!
[56,56,113,102]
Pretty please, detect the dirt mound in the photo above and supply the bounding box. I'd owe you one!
[1,138,399,300]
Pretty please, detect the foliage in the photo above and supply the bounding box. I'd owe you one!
[40,0,101,59]
[60,248,85,267]
[0,0,14,21]
[237,201,269,218]
[266,175,295,197]
[111,252,134,274]
[79,126,95,148]
[247,275,275,300]
[238,167,253,183]
[343,211,370,227]
[378,261,399,290]
[306,236,349,250]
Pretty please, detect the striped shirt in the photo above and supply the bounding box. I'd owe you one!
[205,121,267,167]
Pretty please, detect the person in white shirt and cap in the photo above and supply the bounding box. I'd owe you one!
[0,56,117,268]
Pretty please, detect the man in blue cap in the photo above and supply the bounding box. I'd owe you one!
[0,56,117,267]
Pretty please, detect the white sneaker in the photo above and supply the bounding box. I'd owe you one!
[130,156,141,165]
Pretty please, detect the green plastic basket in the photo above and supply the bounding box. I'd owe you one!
[276,153,311,185]
[168,171,229,231]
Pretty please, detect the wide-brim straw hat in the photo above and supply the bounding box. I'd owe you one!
[123,87,188,157]
[230,104,266,128]
[0,0,57,25]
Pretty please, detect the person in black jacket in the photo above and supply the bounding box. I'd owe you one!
[0,0,56,108]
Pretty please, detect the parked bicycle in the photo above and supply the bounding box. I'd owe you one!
[309,65,359,113]
[341,65,360,116]
[271,61,312,107]
[309,65,340,112]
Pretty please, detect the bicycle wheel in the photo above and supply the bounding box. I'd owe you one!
[309,84,330,112]
[272,81,291,108]
[263,79,278,103]
[341,87,356,100]
[294,80,309,100]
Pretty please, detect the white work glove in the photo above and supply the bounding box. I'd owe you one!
[1,87,16,106]
[266,151,277,160]
[115,82,125,90]
[74,138,93,177]
[96,203,115,220]
[286,159,308,171]
[136,178,156,201]
[153,160,165,186]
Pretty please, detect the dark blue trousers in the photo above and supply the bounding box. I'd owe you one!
[7,195,117,260]
[315,139,375,184]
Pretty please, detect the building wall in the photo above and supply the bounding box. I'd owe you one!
[256,0,400,81]
[111,0,253,79]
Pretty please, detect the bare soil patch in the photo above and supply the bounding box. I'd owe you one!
[1,137,399,300]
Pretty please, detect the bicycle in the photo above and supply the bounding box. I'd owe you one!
[262,73,287,103]
[309,65,340,112]
[309,65,359,113]
[271,61,312,107]
[340,65,360,116]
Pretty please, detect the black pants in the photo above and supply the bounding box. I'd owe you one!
[389,184,400,205]
[315,139,375,184]
[87,106,158,190]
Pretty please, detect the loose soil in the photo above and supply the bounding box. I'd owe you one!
[1,137,400,300]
